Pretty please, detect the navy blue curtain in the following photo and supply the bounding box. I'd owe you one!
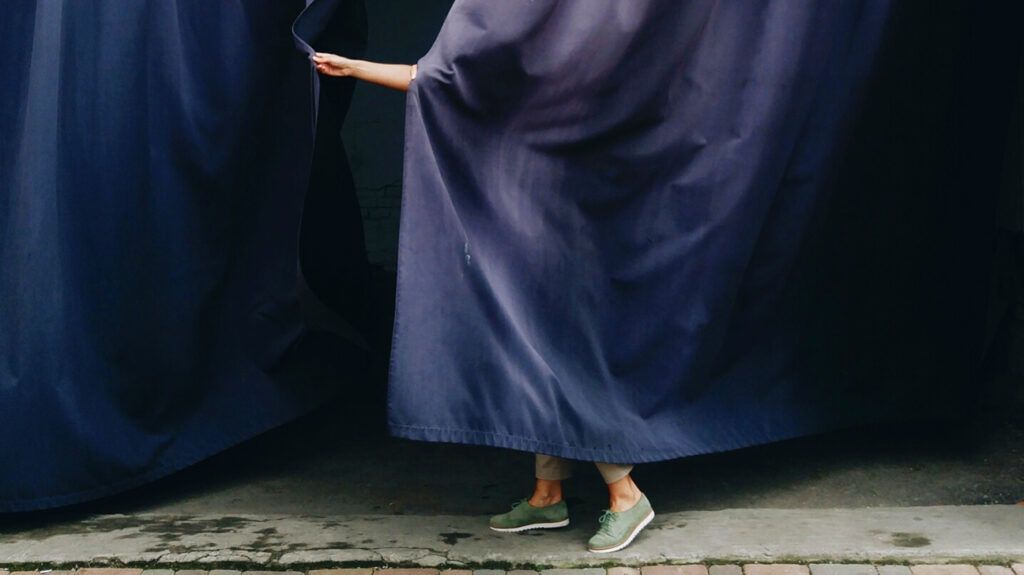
[0,0,370,511]
[1,0,1020,510]
[385,1,1022,462]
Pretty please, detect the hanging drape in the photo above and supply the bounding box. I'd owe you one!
[0,0,369,512]
[385,0,1020,462]
[1,0,1019,511]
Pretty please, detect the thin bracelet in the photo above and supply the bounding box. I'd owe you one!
[410,64,418,81]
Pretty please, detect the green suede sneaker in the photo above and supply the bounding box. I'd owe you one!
[489,498,570,532]
[587,492,655,553]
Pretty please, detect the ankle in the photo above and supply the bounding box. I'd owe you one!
[607,477,642,512]
[529,492,563,507]
[530,478,564,507]
[609,490,640,511]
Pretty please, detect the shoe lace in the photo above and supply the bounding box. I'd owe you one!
[510,498,528,510]
[596,509,617,534]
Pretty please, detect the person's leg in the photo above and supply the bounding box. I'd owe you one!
[588,462,655,553]
[595,462,641,511]
[489,453,572,531]
[532,454,573,506]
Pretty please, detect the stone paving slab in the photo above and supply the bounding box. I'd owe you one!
[744,566,809,575]
[911,567,980,575]
[810,565,877,575]
[641,567,707,575]
[0,506,1021,568]
[709,567,742,575]
[978,568,1014,575]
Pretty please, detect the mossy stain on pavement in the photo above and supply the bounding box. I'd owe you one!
[890,532,931,548]
[439,531,473,545]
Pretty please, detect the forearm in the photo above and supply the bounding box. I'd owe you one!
[348,60,416,92]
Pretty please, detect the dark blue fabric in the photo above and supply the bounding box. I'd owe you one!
[0,0,369,512]
[384,0,987,463]
[1,0,1018,511]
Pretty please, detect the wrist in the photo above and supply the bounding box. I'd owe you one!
[344,59,367,79]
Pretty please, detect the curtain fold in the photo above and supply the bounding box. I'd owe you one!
[385,0,1018,463]
[0,0,369,512]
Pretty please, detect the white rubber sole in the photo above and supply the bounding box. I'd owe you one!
[588,509,655,553]
[489,518,570,532]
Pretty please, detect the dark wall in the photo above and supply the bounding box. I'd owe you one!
[342,1,454,269]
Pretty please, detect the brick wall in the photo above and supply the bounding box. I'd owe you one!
[341,0,454,270]
[356,183,402,269]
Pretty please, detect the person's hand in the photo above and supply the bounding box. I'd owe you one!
[311,52,357,77]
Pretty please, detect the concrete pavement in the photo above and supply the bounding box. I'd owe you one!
[1,565,1024,575]
[0,506,1021,568]
[0,383,1021,569]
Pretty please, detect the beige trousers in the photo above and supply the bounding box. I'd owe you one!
[535,453,634,485]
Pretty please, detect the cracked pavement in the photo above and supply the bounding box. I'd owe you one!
[0,384,1021,568]
[0,507,1023,567]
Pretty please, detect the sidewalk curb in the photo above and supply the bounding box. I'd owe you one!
[1,506,1021,569]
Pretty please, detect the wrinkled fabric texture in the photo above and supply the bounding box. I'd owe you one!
[1,0,1018,511]
[385,0,1010,463]
[0,0,369,511]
